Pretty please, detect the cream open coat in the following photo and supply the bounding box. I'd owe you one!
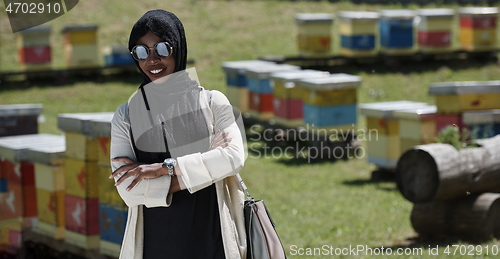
[110,88,247,259]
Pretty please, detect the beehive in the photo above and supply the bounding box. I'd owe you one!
[245,64,300,120]
[61,25,99,68]
[393,105,437,153]
[270,70,329,127]
[416,9,454,53]
[360,101,429,169]
[463,110,500,139]
[17,26,52,70]
[429,81,500,133]
[103,45,135,66]
[222,60,275,114]
[458,7,498,52]
[379,10,416,55]
[297,73,361,131]
[295,13,334,58]
[28,141,66,239]
[339,11,379,57]
[0,104,42,137]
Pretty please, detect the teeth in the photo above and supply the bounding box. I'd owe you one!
[150,69,163,74]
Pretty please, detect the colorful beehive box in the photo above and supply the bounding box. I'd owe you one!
[360,101,428,169]
[463,110,500,139]
[245,64,300,120]
[458,7,498,52]
[339,11,379,57]
[17,26,52,70]
[0,104,42,137]
[62,25,99,68]
[379,10,416,55]
[393,105,437,153]
[297,73,361,132]
[64,193,100,250]
[222,60,275,114]
[429,80,500,133]
[416,9,454,53]
[270,70,330,127]
[28,141,66,239]
[295,13,334,58]
[103,45,135,66]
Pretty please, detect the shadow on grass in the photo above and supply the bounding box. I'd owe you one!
[342,169,399,191]
[301,55,499,75]
[0,69,142,91]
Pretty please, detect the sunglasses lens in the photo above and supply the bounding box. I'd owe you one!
[132,46,149,61]
[155,42,171,58]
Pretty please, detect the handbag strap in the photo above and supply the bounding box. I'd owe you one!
[236,173,254,201]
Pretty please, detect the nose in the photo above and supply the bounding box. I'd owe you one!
[145,47,161,63]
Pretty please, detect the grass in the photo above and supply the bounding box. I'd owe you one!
[1,0,500,258]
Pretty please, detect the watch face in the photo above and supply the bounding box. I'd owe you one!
[164,158,175,166]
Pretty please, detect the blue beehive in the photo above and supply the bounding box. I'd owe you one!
[103,45,135,66]
[246,64,301,94]
[222,60,276,88]
[99,203,127,244]
[379,10,416,54]
[339,11,379,57]
[303,103,357,127]
[463,110,500,139]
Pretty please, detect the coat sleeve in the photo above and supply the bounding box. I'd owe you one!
[176,90,246,193]
[110,103,173,208]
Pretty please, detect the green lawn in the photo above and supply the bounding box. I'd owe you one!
[1,0,500,258]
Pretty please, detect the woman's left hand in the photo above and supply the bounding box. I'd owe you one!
[110,157,166,191]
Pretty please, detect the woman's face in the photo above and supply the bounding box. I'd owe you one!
[135,30,176,84]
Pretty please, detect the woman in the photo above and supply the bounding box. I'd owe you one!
[109,9,247,259]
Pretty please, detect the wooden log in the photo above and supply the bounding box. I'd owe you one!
[411,193,500,240]
[396,135,500,203]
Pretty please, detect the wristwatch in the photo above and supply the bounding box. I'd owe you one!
[162,158,176,177]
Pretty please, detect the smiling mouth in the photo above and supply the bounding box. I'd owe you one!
[149,68,164,75]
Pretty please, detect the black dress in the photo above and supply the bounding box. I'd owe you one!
[131,128,226,259]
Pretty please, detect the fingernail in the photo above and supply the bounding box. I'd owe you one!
[126,187,130,191]
[109,175,113,179]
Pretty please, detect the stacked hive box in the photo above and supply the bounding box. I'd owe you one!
[103,45,135,66]
[28,138,66,240]
[462,110,500,139]
[295,13,334,58]
[17,26,52,70]
[87,114,127,258]
[0,104,42,137]
[429,81,500,134]
[245,64,300,120]
[270,70,330,128]
[62,25,99,68]
[0,134,63,253]
[297,73,362,131]
[393,105,437,154]
[339,11,380,57]
[458,7,498,52]
[222,60,275,114]
[360,101,428,169]
[416,9,454,53]
[58,112,114,250]
[379,10,416,55]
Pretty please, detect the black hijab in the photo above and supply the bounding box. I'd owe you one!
[128,9,188,86]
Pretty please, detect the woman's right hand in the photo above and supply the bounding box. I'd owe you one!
[210,130,232,150]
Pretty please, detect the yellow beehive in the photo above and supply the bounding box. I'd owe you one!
[97,136,111,165]
[98,164,121,206]
[458,7,498,51]
[360,100,429,169]
[64,43,99,68]
[64,158,99,199]
[65,132,98,161]
[429,81,500,113]
[338,11,379,57]
[393,105,437,154]
[34,163,65,191]
[303,88,357,106]
[295,13,334,58]
[226,86,249,114]
[36,189,65,226]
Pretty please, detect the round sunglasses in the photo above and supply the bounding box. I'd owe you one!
[130,42,173,61]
